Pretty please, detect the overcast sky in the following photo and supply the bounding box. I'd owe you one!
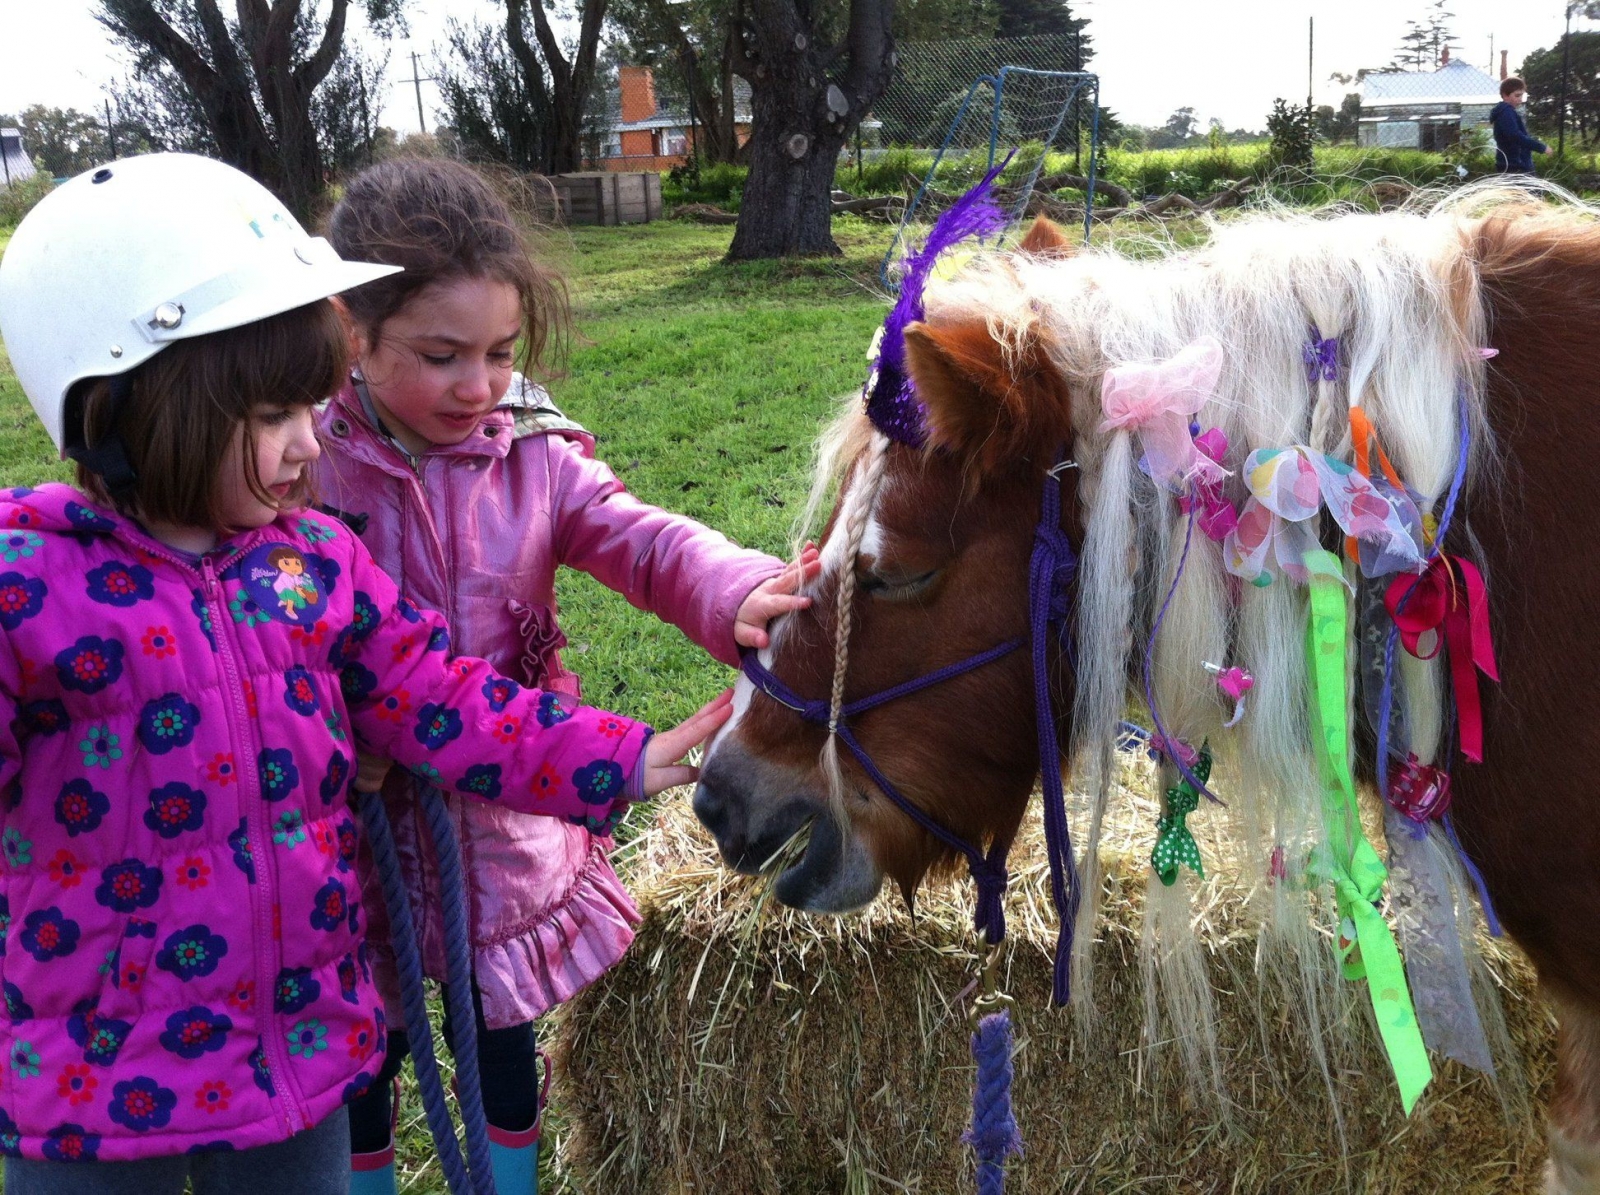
[0,0,1584,137]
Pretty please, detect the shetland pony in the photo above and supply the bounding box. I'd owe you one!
[692,192,1600,1191]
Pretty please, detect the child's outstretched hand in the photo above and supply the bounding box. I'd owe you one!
[734,544,822,650]
[642,689,735,797]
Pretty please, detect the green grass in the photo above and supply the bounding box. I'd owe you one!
[0,217,892,1193]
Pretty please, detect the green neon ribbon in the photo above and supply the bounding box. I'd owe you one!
[1303,548,1432,1114]
[1151,746,1210,886]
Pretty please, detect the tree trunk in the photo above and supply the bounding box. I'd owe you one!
[728,85,848,257]
[523,0,607,175]
[97,0,346,219]
[726,0,894,260]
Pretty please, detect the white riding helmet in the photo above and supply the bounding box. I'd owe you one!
[0,152,400,454]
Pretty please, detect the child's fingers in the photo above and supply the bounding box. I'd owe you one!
[650,691,734,762]
[651,763,701,792]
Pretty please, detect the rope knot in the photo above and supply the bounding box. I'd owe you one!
[1032,523,1077,625]
[969,854,1009,944]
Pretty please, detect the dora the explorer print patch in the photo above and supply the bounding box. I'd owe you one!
[238,543,329,627]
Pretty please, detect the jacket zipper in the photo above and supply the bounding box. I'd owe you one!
[201,554,306,1136]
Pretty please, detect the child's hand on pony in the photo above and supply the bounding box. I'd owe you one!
[641,689,735,796]
[734,543,821,650]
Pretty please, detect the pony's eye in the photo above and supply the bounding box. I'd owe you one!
[858,569,938,599]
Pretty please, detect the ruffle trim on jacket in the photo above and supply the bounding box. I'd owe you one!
[370,840,641,1031]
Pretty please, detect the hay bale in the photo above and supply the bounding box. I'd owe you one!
[551,762,1554,1193]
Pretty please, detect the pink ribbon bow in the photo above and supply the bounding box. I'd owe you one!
[1100,338,1227,491]
[1384,555,1499,763]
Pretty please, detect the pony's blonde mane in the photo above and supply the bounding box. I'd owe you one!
[798,184,1593,1111]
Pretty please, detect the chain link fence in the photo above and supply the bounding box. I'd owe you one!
[863,34,1090,161]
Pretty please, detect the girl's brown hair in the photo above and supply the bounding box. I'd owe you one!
[72,299,348,529]
[325,157,569,379]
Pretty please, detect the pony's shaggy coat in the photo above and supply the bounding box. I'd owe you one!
[715,187,1600,1189]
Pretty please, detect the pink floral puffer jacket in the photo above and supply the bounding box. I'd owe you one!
[314,378,783,1029]
[0,483,648,1162]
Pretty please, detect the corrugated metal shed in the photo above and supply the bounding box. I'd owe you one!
[1360,60,1501,108]
[1,128,37,185]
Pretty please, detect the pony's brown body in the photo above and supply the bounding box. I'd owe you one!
[1457,219,1600,1181]
[694,207,1600,1190]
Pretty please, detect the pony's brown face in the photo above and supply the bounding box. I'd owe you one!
[693,221,1080,912]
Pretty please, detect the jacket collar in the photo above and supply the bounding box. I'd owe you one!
[320,380,518,476]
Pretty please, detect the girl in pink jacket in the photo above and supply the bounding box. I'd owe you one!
[314,157,813,1194]
[0,153,728,1194]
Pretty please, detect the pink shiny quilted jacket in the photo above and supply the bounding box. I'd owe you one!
[0,483,648,1161]
[313,379,782,1029]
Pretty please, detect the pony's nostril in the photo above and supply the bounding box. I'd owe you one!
[691,776,731,840]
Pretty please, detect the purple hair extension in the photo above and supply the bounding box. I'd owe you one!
[866,157,1014,447]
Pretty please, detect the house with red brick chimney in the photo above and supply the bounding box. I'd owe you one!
[586,66,751,171]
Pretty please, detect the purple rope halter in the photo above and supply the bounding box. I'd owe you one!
[741,450,1081,1002]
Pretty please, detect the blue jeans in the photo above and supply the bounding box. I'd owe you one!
[3,1107,349,1195]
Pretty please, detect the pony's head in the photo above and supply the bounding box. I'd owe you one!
[693,219,1084,912]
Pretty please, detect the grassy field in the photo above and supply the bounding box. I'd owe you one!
[0,216,893,1192]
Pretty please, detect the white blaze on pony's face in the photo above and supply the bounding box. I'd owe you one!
[696,458,889,913]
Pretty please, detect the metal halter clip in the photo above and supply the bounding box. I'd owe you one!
[969,940,1016,1030]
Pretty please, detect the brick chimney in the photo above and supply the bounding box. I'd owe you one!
[1441,45,1450,65]
[619,66,658,124]
[1501,50,1508,80]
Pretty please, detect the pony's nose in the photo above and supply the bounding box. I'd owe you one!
[692,762,742,854]
[691,777,729,840]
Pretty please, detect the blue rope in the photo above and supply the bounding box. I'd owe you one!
[420,785,498,1192]
[963,1010,1022,1194]
[356,786,497,1195]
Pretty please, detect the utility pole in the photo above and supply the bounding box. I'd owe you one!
[1308,16,1316,139]
[1488,33,1495,77]
[1559,3,1574,156]
[407,51,436,136]
[357,68,374,164]
[105,98,118,159]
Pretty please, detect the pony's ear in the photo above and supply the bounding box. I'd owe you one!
[1017,216,1073,257]
[903,315,1072,472]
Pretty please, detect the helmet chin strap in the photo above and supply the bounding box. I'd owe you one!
[64,374,139,506]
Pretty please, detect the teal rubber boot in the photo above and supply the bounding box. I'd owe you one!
[487,1121,540,1193]
[350,1141,397,1195]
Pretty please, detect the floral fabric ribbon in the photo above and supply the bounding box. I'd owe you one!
[1224,446,1426,586]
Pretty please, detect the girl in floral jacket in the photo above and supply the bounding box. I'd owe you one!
[0,154,727,1194]
[316,158,814,1193]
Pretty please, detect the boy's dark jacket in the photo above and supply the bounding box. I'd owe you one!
[1490,100,1547,172]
